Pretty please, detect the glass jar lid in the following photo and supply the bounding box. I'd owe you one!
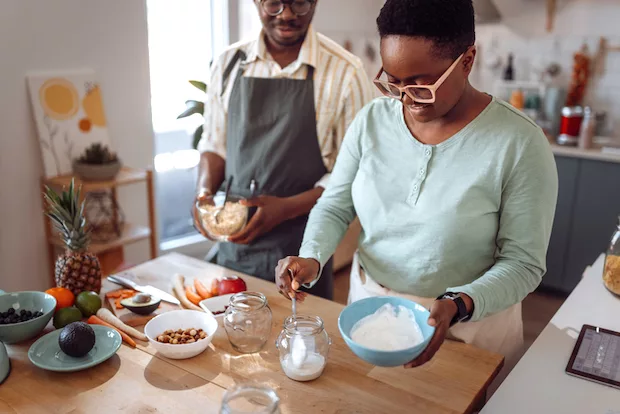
[220,383,280,414]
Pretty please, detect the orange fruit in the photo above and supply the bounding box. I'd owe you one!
[45,287,75,310]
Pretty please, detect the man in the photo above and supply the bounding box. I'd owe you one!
[194,0,374,299]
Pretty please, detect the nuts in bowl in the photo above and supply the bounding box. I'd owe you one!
[156,328,208,344]
[195,193,248,241]
[144,310,218,359]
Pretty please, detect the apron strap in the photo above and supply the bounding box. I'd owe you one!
[221,49,247,97]
[306,65,314,81]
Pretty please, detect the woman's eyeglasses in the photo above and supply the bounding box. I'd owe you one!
[260,0,315,17]
[373,49,469,104]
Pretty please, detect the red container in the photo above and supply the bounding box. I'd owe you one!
[557,106,583,146]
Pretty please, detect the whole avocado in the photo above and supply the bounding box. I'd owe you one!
[59,321,96,357]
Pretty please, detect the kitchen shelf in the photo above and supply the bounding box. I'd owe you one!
[48,223,151,255]
[43,167,148,191]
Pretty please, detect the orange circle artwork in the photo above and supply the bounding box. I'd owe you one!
[78,118,92,132]
[39,78,79,120]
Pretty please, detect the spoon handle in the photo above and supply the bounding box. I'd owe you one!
[288,268,297,318]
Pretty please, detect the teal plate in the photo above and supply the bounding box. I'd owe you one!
[28,325,122,372]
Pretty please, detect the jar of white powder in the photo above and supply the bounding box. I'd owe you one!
[276,315,331,382]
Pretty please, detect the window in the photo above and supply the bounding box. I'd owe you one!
[146,0,228,248]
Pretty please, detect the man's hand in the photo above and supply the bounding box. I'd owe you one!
[404,299,458,368]
[227,195,293,245]
[275,256,320,302]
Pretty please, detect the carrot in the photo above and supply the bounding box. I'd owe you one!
[106,289,135,298]
[88,315,136,348]
[115,297,123,309]
[194,279,212,300]
[185,285,203,306]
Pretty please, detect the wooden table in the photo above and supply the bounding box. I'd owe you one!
[0,253,504,413]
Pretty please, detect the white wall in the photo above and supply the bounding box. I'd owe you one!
[0,0,154,292]
[473,0,620,136]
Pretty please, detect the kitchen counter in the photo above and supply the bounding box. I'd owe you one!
[482,254,620,413]
[0,253,504,414]
[551,144,620,164]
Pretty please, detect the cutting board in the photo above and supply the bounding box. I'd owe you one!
[104,271,183,326]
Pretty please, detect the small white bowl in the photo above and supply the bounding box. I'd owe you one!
[144,310,218,359]
[199,293,234,318]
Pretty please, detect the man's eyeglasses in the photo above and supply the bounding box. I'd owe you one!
[260,0,316,17]
[374,48,471,104]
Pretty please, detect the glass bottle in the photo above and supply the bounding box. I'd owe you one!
[603,216,620,295]
[276,315,331,382]
[220,383,280,414]
[224,292,272,353]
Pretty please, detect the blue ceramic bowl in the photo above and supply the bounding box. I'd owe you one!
[0,291,56,344]
[338,296,435,367]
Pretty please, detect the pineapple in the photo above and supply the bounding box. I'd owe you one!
[44,179,102,295]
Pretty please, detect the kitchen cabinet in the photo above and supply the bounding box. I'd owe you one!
[563,159,620,290]
[543,156,579,291]
[541,155,620,294]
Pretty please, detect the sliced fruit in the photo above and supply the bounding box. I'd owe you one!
[53,306,83,329]
[210,279,219,296]
[58,321,95,357]
[185,286,202,306]
[75,291,102,317]
[45,287,75,310]
[194,279,212,299]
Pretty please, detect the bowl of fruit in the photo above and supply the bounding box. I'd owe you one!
[0,290,57,344]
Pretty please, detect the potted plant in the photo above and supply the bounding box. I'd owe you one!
[177,80,207,149]
[72,143,122,181]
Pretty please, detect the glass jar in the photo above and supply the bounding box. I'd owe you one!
[276,315,331,382]
[603,216,620,295]
[224,292,272,353]
[220,383,280,414]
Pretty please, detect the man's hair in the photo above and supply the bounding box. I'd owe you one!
[377,0,476,60]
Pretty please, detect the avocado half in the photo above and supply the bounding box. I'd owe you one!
[120,293,161,315]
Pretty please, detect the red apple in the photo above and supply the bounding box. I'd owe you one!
[218,275,247,295]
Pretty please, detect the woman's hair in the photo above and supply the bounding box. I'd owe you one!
[377,0,476,60]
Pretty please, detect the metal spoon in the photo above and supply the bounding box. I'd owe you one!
[288,268,297,321]
[214,176,233,224]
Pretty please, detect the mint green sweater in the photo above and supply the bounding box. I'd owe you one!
[299,97,558,321]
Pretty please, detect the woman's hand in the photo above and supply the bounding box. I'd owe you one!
[403,299,458,368]
[275,256,320,302]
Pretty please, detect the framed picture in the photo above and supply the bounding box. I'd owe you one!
[27,69,112,178]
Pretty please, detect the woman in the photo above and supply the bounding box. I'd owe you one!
[275,0,558,376]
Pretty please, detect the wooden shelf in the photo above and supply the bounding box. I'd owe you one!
[48,223,151,255]
[43,167,147,192]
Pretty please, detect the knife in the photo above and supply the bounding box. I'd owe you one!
[107,273,181,305]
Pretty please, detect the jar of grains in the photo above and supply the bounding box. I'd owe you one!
[603,216,620,295]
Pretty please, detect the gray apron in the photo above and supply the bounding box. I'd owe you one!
[216,50,334,300]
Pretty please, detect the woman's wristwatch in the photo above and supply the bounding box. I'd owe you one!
[436,292,473,326]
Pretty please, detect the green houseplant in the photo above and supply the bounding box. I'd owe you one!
[72,143,122,181]
[177,80,207,149]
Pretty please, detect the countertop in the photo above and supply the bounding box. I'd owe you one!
[551,144,620,164]
[482,254,620,414]
[0,253,504,414]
